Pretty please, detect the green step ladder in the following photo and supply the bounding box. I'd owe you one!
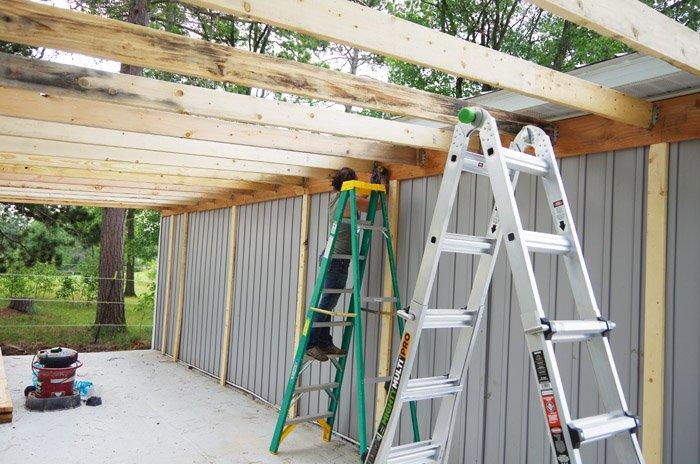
[270,180,420,460]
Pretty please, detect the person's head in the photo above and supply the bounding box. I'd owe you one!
[331,167,357,191]
[371,165,390,190]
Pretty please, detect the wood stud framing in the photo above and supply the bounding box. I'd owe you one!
[219,206,239,386]
[160,216,177,355]
[642,143,670,464]
[171,213,190,362]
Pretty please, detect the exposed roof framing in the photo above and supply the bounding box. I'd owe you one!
[184,0,654,127]
[527,0,700,77]
[0,0,542,130]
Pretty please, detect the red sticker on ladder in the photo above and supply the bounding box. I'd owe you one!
[553,199,564,208]
[541,391,561,429]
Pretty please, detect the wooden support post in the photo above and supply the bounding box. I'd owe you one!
[375,180,400,424]
[160,215,177,355]
[0,348,13,423]
[642,143,669,464]
[171,213,190,362]
[219,206,239,386]
[290,193,311,418]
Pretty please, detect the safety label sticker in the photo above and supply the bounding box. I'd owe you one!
[541,389,571,463]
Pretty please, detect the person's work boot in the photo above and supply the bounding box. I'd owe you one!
[305,346,329,362]
[322,345,347,356]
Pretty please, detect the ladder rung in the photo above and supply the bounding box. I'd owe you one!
[285,412,334,425]
[294,382,340,394]
[424,309,476,329]
[534,318,615,343]
[500,147,550,176]
[331,254,366,260]
[322,288,354,294]
[310,307,356,318]
[313,321,352,328]
[461,150,489,176]
[366,376,391,384]
[568,411,639,448]
[362,296,398,303]
[387,440,440,464]
[441,233,494,255]
[401,375,462,402]
[521,230,571,255]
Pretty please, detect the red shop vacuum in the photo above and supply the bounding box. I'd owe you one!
[25,347,83,411]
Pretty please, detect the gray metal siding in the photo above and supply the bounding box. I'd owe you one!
[154,214,184,356]
[179,208,231,378]
[227,197,302,406]
[148,141,700,463]
[665,139,700,464]
[152,214,169,350]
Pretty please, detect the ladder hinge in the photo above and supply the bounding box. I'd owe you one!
[597,316,614,337]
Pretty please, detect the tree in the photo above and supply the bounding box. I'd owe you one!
[95,0,149,332]
[124,209,136,297]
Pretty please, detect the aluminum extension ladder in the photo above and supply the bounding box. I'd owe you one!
[364,108,644,464]
[270,180,420,459]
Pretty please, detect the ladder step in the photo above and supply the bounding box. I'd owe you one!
[387,440,440,464]
[331,254,365,260]
[521,230,571,255]
[441,233,494,255]
[313,321,352,328]
[285,412,334,425]
[424,309,477,329]
[402,375,462,402]
[530,318,615,343]
[568,411,639,448]
[500,146,550,176]
[322,288,354,294]
[362,296,398,303]
[294,382,340,394]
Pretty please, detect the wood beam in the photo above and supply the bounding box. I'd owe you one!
[0,179,207,202]
[0,163,281,191]
[0,54,451,151]
[290,193,310,418]
[0,172,251,198]
[0,1,546,130]
[0,84,417,165]
[0,117,356,175]
[185,0,653,127]
[0,188,192,206]
[555,93,700,157]
[0,196,164,209]
[171,212,190,362]
[642,142,669,464]
[0,147,312,185]
[527,0,700,76]
[219,206,238,386]
[0,348,12,424]
[160,216,177,354]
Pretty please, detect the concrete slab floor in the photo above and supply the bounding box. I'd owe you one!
[0,350,360,464]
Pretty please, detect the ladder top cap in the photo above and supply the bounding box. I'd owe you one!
[341,180,386,194]
[457,107,478,124]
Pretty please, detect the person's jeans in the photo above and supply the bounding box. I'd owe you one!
[307,255,350,348]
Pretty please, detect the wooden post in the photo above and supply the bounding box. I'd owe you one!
[171,212,190,362]
[0,348,13,423]
[160,215,176,355]
[642,142,669,464]
[375,179,400,424]
[290,193,311,417]
[219,206,238,386]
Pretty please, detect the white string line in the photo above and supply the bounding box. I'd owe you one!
[0,297,132,305]
[0,273,141,282]
[0,324,153,328]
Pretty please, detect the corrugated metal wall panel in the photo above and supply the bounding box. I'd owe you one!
[149,141,699,462]
[156,214,183,356]
[179,208,231,378]
[227,197,302,406]
[665,139,700,464]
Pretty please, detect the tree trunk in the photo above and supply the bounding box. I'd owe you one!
[95,208,126,331]
[8,298,33,313]
[94,0,148,336]
[124,209,136,297]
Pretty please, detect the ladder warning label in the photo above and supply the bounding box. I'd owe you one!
[532,350,550,383]
[541,390,571,462]
[365,331,412,463]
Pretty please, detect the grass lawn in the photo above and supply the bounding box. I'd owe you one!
[0,271,154,355]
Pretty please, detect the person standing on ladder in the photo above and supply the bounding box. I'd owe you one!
[306,166,390,362]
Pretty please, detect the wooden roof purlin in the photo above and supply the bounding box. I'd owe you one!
[0,0,696,213]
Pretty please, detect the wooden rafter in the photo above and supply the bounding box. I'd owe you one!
[0,195,172,209]
[0,54,454,150]
[0,153,304,186]
[528,0,700,76]
[0,116,368,175]
[184,0,654,127]
[0,84,418,165]
[0,0,547,129]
